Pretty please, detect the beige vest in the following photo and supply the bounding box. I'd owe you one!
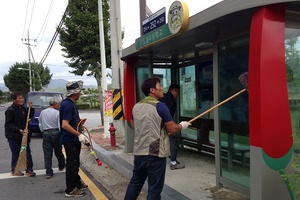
[132,96,170,157]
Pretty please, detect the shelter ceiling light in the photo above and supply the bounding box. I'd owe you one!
[195,42,213,49]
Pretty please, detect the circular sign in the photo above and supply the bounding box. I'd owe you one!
[168,1,189,34]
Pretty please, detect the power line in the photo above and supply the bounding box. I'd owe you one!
[27,0,36,31]
[38,5,68,66]
[35,0,55,42]
[22,0,30,38]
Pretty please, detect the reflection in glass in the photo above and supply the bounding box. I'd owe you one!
[218,34,250,188]
[135,66,149,101]
[286,27,300,153]
[179,65,197,118]
[153,68,171,92]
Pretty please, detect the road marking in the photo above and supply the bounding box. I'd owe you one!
[62,147,108,199]
[79,168,108,200]
[0,168,65,179]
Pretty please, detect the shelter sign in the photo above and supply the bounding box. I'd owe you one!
[142,7,166,35]
[136,1,189,50]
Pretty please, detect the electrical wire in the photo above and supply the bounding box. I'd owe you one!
[27,0,36,31]
[22,0,30,38]
[38,5,68,66]
[36,0,55,43]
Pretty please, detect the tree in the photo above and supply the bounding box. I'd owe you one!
[80,88,100,109]
[3,62,52,96]
[0,89,3,104]
[286,38,300,83]
[58,0,111,125]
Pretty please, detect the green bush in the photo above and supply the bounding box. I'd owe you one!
[280,135,300,199]
[76,104,90,109]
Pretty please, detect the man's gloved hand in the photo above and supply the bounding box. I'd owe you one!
[179,121,191,130]
[78,134,88,144]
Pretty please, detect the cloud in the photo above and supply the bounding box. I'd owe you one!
[120,0,223,48]
[0,0,222,86]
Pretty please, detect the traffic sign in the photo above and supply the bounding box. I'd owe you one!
[142,7,166,35]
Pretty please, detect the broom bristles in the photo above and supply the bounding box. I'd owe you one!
[14,151,27,173]
[13,131,28,174]
[238,72,248,91]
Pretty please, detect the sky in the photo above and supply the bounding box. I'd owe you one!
[0,0,222,86]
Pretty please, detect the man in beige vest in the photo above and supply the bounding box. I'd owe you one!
[124,77,191,200]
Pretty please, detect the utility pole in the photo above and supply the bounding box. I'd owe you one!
[29,47,43,90]
[139,0,147,36]
[98,0,110,137]
[109,0,125,145]
[22,30,34,92]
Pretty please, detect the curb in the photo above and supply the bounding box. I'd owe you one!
[90,137,191,200]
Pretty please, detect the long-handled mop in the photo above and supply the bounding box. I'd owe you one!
[77,119,102,166]
[189,72,248,123]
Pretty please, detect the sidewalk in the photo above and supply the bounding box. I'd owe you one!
[84,126,249,200]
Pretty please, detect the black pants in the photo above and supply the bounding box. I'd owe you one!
[42,130,65,175]
[63,141,82,193]
[8,138,34,173]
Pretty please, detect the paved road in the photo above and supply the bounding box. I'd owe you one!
[0,106,106,200]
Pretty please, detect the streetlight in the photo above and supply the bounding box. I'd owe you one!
[18,67,33,91]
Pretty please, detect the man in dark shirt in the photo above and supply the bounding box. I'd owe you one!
[5,91,36,176]
[160,84,185,170]
[60,80,89,197]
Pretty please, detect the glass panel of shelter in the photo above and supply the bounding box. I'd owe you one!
[218,34,250,188]
[285,25,300,154]
[135,65,150,101]
[153,62,216,153]
[137,37,250,189]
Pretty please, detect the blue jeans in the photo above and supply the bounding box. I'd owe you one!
[169,135,177,162]
[124,155,166,200]
[63,141,82,193]
[8,138,34,172]
[43,130,65,175]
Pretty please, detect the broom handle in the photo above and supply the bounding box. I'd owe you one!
[189,88,246,123]
[25,106,31,131]
[20,106,31,147]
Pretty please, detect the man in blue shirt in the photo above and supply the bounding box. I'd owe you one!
[59,80,89,197]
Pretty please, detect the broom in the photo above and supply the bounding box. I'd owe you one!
[189,72,248,123]
[13,106,31,175]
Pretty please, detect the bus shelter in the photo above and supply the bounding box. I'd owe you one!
[121,1,300,199]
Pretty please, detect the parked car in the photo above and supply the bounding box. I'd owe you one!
[25,91,64,135]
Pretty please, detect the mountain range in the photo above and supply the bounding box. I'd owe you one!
[0,79,97,92]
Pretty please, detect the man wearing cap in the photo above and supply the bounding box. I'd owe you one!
[59,80,89,197]
[39,97,65,179]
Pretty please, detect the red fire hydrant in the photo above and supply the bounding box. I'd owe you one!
[109,123,116,147]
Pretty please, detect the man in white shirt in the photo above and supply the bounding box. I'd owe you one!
[39,97,65,179]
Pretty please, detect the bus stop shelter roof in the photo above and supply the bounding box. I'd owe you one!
[121,0,300,62]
